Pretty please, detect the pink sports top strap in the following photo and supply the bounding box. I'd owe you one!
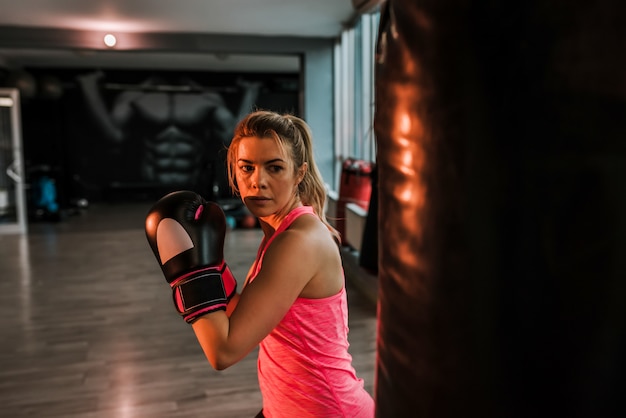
[249,206,316,284]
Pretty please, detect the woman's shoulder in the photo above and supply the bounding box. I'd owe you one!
[272,212,332,251]
[288,211,329,237]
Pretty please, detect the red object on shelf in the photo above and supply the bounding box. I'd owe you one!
[336,158,373,239]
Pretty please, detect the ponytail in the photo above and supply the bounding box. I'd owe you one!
[286,115,340,243]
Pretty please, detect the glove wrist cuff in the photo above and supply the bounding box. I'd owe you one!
[171,264,235,323]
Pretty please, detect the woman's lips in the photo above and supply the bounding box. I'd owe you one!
[245,196,271,206]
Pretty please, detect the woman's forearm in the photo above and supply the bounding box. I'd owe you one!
[191,311,236,370]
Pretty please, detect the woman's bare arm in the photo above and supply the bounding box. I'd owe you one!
[191,225,319,369]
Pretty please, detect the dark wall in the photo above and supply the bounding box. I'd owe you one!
[3,68,300,206]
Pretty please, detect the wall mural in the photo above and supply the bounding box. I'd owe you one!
[0,68,300,217]
[77,71,260,201]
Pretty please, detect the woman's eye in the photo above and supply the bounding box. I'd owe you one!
[239,165,253,173]
[269,165,283,173]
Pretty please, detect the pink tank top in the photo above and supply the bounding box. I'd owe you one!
[248,206,374,417]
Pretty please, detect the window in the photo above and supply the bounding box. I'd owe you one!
[333,10,380,191]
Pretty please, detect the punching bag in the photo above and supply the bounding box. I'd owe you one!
[374,1,626,417]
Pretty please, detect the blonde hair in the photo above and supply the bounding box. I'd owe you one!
[227,110,340,242]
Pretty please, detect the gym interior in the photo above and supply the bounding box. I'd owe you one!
[1,1,625,417]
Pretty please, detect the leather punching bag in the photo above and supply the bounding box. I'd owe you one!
[374,1,626,417]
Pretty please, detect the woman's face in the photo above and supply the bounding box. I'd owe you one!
[235,136,304,221]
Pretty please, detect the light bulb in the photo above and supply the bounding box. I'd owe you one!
[103,34,117,48]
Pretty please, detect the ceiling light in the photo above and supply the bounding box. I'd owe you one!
[103,34,117,48]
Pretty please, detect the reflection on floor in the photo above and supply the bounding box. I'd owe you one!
[0,203,377,417]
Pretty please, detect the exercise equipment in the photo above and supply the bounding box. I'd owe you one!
[145,191,237,323]
[374,1,626,417]
[336,158,373,240]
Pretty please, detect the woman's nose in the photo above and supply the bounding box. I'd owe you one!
[250,169,266,189]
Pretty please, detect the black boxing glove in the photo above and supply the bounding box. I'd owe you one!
[145,190,237,323]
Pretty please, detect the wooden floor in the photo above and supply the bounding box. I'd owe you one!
[0,203,377,417]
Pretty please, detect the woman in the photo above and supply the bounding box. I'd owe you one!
[191,110,375,417]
